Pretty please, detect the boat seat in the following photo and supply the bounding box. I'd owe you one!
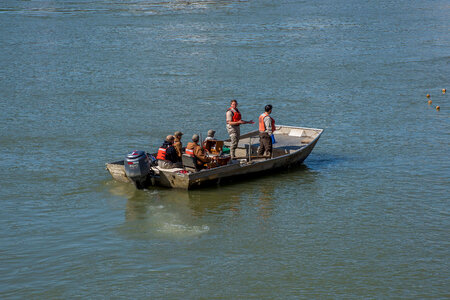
[182,154,200,172]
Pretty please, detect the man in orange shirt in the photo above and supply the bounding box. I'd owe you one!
[185,134,211,169]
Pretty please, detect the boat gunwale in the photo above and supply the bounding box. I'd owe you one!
[184,125,324,179]
[106,125,324,187]
[106,125,323,175]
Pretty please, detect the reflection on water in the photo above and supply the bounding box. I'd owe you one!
[257,184,275,221]
[110,187,209,239]
[105,162,320,239]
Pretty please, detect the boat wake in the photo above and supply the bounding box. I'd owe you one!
[157,223,210,236]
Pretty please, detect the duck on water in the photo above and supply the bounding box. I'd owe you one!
[106,125,323,190]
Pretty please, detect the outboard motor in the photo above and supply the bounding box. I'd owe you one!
[124,150,152,189]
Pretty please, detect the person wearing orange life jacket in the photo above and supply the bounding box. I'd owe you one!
[226,99,254,159]
[257,104,275,157]
[156,135,181,169]
[186,134,211,169]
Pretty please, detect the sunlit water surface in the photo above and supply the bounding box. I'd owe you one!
[0,0,449,298]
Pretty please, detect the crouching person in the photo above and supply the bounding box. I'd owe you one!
[186,134,211,169]
[156,135,182,169]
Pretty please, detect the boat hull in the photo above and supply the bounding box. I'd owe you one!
[106,126,322,189]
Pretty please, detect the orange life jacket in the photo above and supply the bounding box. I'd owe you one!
[227,107,242,122]
[185,148,194,157]
[156,147,167,160]
[258,112,275,133]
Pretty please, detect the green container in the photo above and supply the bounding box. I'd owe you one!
[222,146,230,154]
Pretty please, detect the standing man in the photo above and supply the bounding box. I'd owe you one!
[226,99,254,159]
[258,104,275,157]
[173,131,184,162]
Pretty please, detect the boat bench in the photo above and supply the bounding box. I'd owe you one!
[182,154,200,172]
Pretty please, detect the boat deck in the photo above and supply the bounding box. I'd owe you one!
[237,134,311,151]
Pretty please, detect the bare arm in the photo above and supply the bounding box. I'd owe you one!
[227,119,254,125]
[226,111,254,125]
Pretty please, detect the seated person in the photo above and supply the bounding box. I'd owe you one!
[173,131,184,162]
[203,129,224,155]
[204,129,216,142]
[186,134,212,169]
[156,135,182,169]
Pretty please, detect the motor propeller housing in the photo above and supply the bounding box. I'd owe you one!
[124,150,152,189]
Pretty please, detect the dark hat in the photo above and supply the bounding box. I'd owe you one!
[174,131,183,137]
[192,134,199,142]
[207,129,216,137]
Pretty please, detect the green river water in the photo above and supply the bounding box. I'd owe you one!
[0,0,449,298]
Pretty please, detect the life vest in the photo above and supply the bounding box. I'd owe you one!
[185,148,195,157]
[227,107,242,122]
[156,146,168,160]
[258,112,275,133]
